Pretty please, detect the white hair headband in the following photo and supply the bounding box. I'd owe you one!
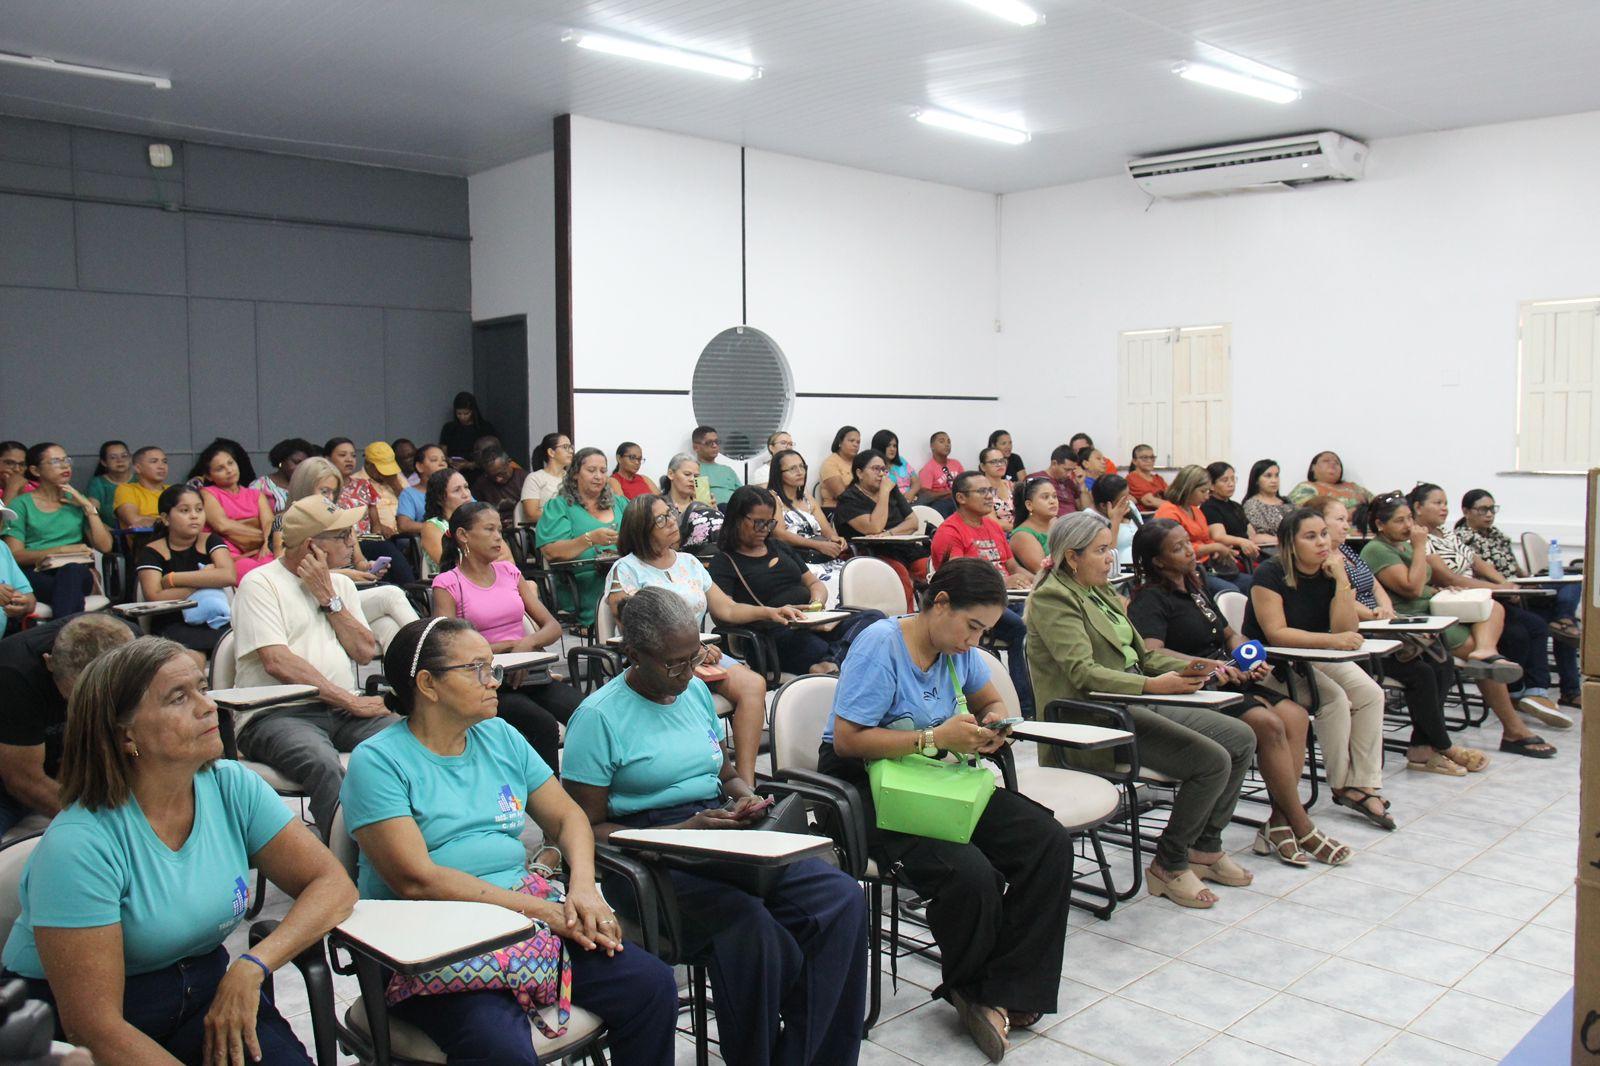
[409,617,447,679]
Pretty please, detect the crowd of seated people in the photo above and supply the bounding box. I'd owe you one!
[0,400,1585,1065]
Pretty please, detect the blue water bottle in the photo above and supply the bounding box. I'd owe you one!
[1549,538,1563,579]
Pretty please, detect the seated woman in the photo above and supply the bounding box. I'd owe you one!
[396,442,447,537]
[1242,458,1296,541]
[0,440,29,504]
[1125,444,1167,510]
[817,425,860,512]
[1153,465,1250,593]
[197,441,275,580]
[977,447,1015,531]
[135,486,237,655]
[988,429,1027,481]
[184,438,258,492]
[519,432,572,525]
[419,467,472,577]
[1090,473,1138,569]
[565,589,867,1066]
[438,389,498,466]
[833,448,930,610]
[1456,487,1581,706]
[1075,446,1109,492]
[250,438,314,520]
[1025,512,1257,909]
[1128,520,1346,866]
[745,430,793,489]
[86,441,132,528]
[917,430,964,515]
[431,501,582,771]
[659,453,723,553]
[1068,432,1117,477]
[2,443,112,618]
[323,437,416,587]
[710,487,884,677]
[606,494,796,784]
[766,449,848,605]
[1288,451,1372,510]
[820,560,1073,1057]
[535,447,623,630]
[1361,493,1552,758]
[1408,483,1566,729]
[1245,508,1394,829]
[1201,462,1267,563]
[0,637,355,1065]
[605,441,653,503]
[1009,477,1058,575]
[1303,496,1480,777]
[342,618,676,1065]
[873,429,922,503]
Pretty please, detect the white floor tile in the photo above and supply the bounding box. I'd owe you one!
[1454,953,1574,1014]
[1284,957,1445,1028]
[1177,927,1329,989]
[1225,994,1397,1066]
[1406,988,1541,1059]
[1177,1033,1308,1064]
[1337,925,1486,985]
[1420,869,1559,920]
[1236,899,1374,953]
[1119,959,1275,1029]
[1048,996,1214,1066]
[1281,876,1414,923]
[1323,851,1449,894]
[1363,1031,1494,1065]
[1492,921,1575,974]
[1381,898,1524,950]
[1062,930,1172,992]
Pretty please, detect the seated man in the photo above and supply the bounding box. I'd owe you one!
[112,446,169,529]
[1031,445,1092,516]
[0,613,136,835]
[929,471,1036,716]
[917,430,963,515]
[231,496,398,834]
[469,445,527,529]
[692,425,741,505]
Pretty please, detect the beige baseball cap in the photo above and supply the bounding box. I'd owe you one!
[281,496,363,549]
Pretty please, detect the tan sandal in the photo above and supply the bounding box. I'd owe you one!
[1146,866,1215,909]
[1296,826,1352,866]
[1192,853,1254,887]
[1253,822,1310,867]
[1407,751,1467,777]
[949,990,1009,1062]
[1443,746,1489,772]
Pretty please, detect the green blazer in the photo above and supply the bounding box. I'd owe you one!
[1024,569,1187,768]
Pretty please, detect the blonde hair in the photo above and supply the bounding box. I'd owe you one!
[289,456,342,502]
[1164,464,1211,505]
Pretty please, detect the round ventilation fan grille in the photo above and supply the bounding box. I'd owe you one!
[691,326,795,462]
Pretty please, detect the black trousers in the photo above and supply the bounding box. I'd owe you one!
[1384,653,1454,751]
[497,680,582,774]
[358,536,416,586]
[23,563,93,617]
[818,746,1073,1014]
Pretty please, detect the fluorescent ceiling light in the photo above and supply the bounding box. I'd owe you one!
[914,108,1030,145]
[565,32,760,81]
[0,51,170,90]
[954,0,1044,27]
[1174,62,1299,104]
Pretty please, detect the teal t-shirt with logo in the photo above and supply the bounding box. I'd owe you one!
[561,672,726,818]
[341,716,553,900]
[1,759,292,979]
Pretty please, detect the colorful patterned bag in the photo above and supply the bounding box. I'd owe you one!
[384,870,572,1038]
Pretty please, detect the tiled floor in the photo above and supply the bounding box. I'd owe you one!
[241,699,1580,1065]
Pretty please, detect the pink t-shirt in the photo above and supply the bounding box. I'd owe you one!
[202,483,272,578]
[919,458,965,494]
[432,560,526,643]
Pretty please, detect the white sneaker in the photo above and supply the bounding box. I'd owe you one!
[1517,695,1573,729]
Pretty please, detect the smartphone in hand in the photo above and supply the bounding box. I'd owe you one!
[987,716,1027,730]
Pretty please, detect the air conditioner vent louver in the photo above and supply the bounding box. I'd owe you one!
[1128,132,1367,198]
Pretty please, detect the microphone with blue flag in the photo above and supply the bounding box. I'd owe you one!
[1231,639,1267,672]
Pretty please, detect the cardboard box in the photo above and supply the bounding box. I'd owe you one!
[1578,882,1600,1062]
[1581,681,1600,890]
[1583,470,1600,676]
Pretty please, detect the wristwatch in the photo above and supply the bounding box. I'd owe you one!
[320,595,344,615]
[919,728,938,757]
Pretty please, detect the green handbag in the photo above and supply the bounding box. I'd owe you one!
[866,655,996,844]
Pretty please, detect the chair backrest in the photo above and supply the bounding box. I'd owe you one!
[1520,532,1548,575]
[768,675,838,773]
[912,505,944,536]
[595,595,618,643]
[0,833,43,948]
[210,629,238,688]
[839,557,907,615]
[973,647,1019,717]
[1215,590,1247,634]
[327,806,359,880]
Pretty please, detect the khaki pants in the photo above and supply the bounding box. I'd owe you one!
[1262,660,1384,791]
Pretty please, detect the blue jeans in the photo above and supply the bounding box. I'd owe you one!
[23,563,93,617]
[1537,584,1582,695]
[8,945,311,1065]
[1500,603,1552,697]
[991,606,1036,717]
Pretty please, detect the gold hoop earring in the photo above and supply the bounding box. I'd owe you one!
[129,742,140,758]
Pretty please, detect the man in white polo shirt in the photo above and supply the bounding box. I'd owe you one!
[231,495,397,834]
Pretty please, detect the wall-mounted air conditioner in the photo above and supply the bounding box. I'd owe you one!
[1127,132,1368,198]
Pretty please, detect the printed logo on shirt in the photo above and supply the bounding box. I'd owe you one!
[972,536,1006,575]
[230,876,250,919]
[707,726,723,766]
[495,784,523,829]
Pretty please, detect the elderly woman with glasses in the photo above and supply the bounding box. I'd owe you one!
[564,587,869,1066]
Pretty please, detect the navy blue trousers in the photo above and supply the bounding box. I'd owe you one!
[23,562,93,617]
[389,938,678,1065]
[990,606,1036,717]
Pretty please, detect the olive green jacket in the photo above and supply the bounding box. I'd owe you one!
[1024,569,1187,768]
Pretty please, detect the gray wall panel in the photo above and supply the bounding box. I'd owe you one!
[188,299,258,450]
[70,127,185,180]
[75,202,187,294]
[0,117,71,167]
[184,144,467,236]
[383,309,473,442]
[0,288,189,453]
[256,304,386,447]
[71,172,184,204]
[0,162,73,195]
[0,194,75,287]
[187,216,469,310]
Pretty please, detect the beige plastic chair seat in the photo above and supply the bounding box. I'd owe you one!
[242,753,349,794]
[31,594,111,621]
[1011,766,1121,831]
[345,998,605,1064]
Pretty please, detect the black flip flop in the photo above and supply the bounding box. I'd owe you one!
[1465,654,1524,684]
[1499,735,1557,759]
[1333,789,1396,830]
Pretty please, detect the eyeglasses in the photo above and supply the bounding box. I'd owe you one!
[622,454,643,463]
[555,443,574,452]
[982,458,1006,467]
[867,464,888,475]
[1469,505,1500,515]
[651,513,677,528]
[745,517,778,532]
[654,646,708,679]
[960,487,998,498]
[432,660,505,686]
[41,457,71,469]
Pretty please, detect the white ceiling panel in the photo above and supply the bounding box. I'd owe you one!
[2,0,1598,191]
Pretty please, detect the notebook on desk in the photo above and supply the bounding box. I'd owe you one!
[207,684,319,709]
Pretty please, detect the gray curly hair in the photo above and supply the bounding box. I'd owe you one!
[618,586,698,658]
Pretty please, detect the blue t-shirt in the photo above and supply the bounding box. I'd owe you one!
[397,487,426,524]
[1,760,292,979]
[825,617,992,741]
[0,541,31,595]
[340,716,553,900]
[562,673,725,818]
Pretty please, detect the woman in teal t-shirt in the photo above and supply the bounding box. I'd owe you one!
[0,637,355,1065]
[339,617,677,1064]
[534,447,622,626]
[1,442,113,618]
[86,439,132,527]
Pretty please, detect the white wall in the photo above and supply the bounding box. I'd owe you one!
[999,109,1600,542]
[468,150,559,448]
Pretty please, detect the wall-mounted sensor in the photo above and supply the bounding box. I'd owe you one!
[148,143,174,168]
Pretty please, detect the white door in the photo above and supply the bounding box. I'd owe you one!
[1118,330,1173,466]
[1171,325,1231,467]
[1518,298,1600,472]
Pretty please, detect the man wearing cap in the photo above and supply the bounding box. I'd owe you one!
[230,496,398,835]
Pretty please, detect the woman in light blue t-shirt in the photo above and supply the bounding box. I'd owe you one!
[339,617,677,1065]
[0,637,355,1066]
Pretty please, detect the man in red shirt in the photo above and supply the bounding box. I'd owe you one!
[930,471,1036,715]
